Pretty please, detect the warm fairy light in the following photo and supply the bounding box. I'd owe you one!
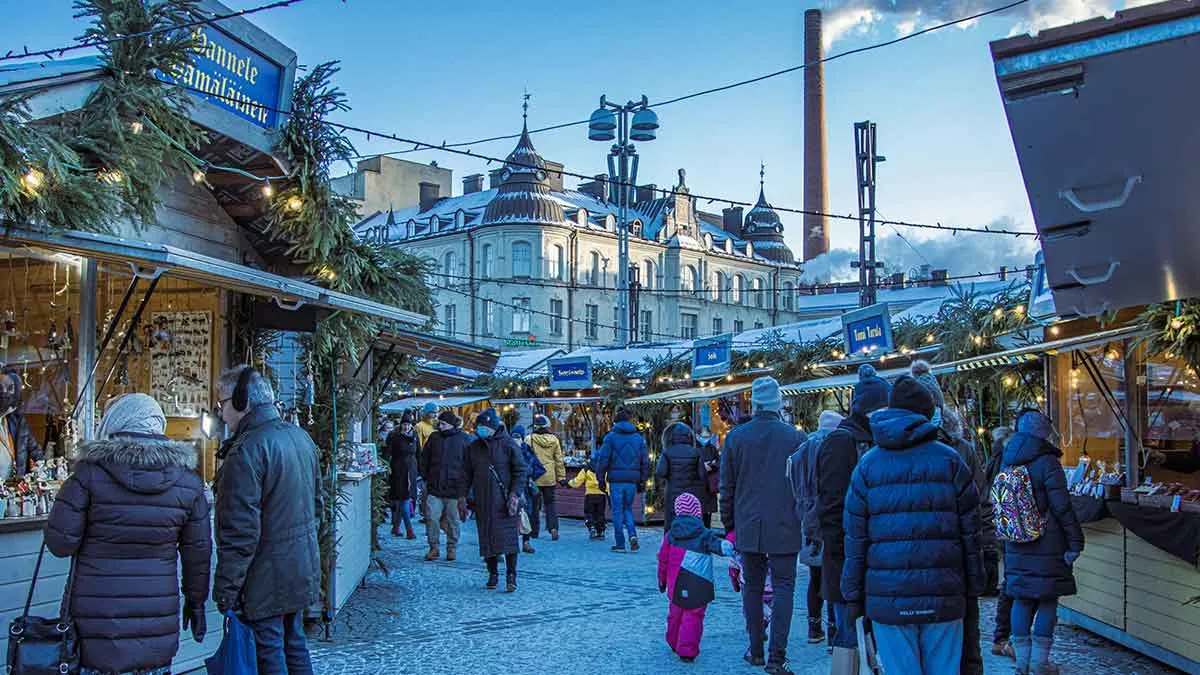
[286,196,303,212]
[261,181,274,198]
[192,168,206,184]
[1036,394,1045,403]
[1171,317,1184,330]
[1106,349,1120,361]
[925,334,935,344]
[22,168,44,190]
[1003,375,1015,387]
[1049,326,1060,336]
[972,335,983,346]
[99,169,123,184]
[645,506,655,514]
[129,120,143,135]
[976,426,986,436]
[1015,305,1025,316]
[994,308,1004,319]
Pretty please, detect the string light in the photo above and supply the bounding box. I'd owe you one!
[286,195,303,212]
[1171,317,1184,330]
[98,169,123,184]
[191,168,206,184]
[22,168,44,190]
[1049,326,1060,336]
[1014,305,1025,316]
[261,181,274,198]
[993,308,1004,319]
[129,120,143,135]
[925,334,935,344]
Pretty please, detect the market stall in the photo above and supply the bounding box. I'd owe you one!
[378,390,492,422]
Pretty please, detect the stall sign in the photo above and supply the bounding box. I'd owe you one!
[549,356,592,390]
[1027,250,1057,320]
[842,303,894,356]
[158,24,285,128]
[692,334,732,380]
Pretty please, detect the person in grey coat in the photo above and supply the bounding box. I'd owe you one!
[465,409,528,593]
[721,376,806,675]
[787,409,843,645]
[214,366,320,674]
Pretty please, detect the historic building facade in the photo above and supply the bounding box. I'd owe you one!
[353,124,807,350]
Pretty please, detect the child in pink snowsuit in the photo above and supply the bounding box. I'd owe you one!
[726,531,775,629]
[657,492,733,662]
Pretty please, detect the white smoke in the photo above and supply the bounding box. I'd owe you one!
[799,217,1040,285]
[821,0,1160,48]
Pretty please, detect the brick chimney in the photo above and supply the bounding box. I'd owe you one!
[890,272,905,288]
[418,182,440,212]
[722,206,744,236]
[999,265,1008,280]
[931,269,949,286]
[636,184,658,204]
[578,174,609,202]
[803,9,830,262]
[462,174,484,195]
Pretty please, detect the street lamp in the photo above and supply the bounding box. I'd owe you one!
[588,94,658,348]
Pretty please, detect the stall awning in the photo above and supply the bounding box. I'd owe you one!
[8,228,429,327]
[625,381,753,406]
[379,392,491,414]
[410,366,475,391]
[781,366,917,396]
[377,330,499,373]
[493,397,605,405]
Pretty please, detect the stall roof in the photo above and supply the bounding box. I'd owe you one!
[625,381,753,406]
[492,397,605,405]
[9,228,429,327]
[379,392,491,414]
[377,330,499,373]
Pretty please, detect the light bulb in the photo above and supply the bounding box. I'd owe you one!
[262,182,274,198]
[192,169,206,184]
[925,334,935,344]
[130,120,143,135]
[994,308,1004,319]
[1050,326,1060,336]
[1171,317,1184,330]
[22,168,44,190]
[99,169,123,184]
[1015,305,1025,316]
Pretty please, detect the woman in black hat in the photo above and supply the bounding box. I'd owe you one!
[464,408,527,592]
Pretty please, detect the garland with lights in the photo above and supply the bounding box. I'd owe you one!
[1,0,205,235]
[1140,300,1200,373]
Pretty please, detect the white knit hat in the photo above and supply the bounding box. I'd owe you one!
[97,393,167,440]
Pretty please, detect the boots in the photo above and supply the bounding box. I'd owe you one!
[630,536,640,552]
[504,553,518,592]
[1032,636,1059,674]
[522,540,536,554]
[391,524,401,537]
[1012,635,1033,675]
[807,617,826,644]
[405,523,416,540]
[486,557,499,589]
[425,546,439,561]
[550,529,559,541]
[831,647,859,675]
[446,546,456,562]
[586,524,596,539]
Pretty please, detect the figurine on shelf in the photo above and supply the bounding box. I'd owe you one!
[53,456,68,481]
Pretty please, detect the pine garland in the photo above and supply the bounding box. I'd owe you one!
[1,0,204,234]
[1139,300,1200,371]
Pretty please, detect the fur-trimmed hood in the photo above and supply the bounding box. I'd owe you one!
[77,437,198,495]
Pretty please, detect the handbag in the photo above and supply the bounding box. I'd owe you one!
[518,509,532,535]
[856,617,885,674]
[7,542,80,675]
[204,610,258,675]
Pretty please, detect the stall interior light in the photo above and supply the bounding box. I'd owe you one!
[200,409,218,439]
[1049,325,1060,336]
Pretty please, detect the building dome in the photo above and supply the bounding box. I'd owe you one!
[741,166,795,263]
[480,122,567,227]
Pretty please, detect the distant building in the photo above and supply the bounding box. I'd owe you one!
[332,155,452,217]
[353,120,807,350]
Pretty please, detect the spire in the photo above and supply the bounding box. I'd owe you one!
[757,161,768,205]
[522,89,531,132]
[385,206,396,228]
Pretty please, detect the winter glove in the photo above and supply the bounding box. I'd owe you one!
[558,479,570,488]
[720,539,736,557]
[182,599,207,643]
[507,492,521,517]
[1064,550,1081,567]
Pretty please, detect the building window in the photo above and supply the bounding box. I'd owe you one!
[613,306,621,342]
[482,299,498,336]
[512,297,531,333]
[589,251,602,287]
[443,304,457,338]
[552,245,565,281]
[753,278,764,308]
[782,281,795,311]
[550,299,564,335]
[681,313,698,339]
[442,251,457,280]
[754,321,764,330]
[640,310,653,342]
[481,244,494,278]
[683,265,700,295]
[733,275,745,304]
[734,319,744,334]
[512,242,532,278]
[712,316,723,336]
[585,304,599,340]
[642,259,654,290]
[715,271,727,302]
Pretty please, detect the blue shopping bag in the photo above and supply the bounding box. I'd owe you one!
[204,610,258,674]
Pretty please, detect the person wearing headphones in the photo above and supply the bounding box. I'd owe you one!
[213,365,321,674]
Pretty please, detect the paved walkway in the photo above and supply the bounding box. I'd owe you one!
[312,518,1180,674]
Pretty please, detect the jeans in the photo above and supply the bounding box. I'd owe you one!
[245,612,313,675]
[874,619,964,675]
[426,495,461,548]
[1011,597,1058,638]
[962,596,983,675]
[539,485,559,533]
[832,602,858,649]
[741,552,798,665]
[389,499,412,532]
[994,586,1014,642]
[526,488,544,540]
[609,483,637,548]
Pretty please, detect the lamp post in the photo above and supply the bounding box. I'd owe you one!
[588,95,658,348]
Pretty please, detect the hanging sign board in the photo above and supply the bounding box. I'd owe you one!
[842,303,894,356]
[548,356,593,390]
[1028,250,1057,320]
[692,333,733,380]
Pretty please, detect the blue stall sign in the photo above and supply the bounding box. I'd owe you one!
[692,334,733,380]
[842,303,894,356]
[548,356,593,390]
[159,24,284,128]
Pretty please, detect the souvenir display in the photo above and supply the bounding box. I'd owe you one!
[338,442,384,477]
[149,311,211,417]
[1068,459,1125,499]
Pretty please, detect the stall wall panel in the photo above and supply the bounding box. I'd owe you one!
[1124,529,1200,666]
[334,476,372,613]
[0,528,69,661]
[1061,520,1125,629]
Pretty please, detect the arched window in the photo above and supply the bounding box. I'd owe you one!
[642,259,654,290]
[753,278,764,308]
[733,275,745,304]
[552,245,565,280]
[480,244,494,278]
[682,265,700,295]
[442,251,457,279]
[511,241,532,277]
[782,281,795,311]
[589,251,602,287]
[715,271,727,302]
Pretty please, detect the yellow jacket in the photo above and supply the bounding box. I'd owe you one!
[416,419,435,453]
[530,432,565,487]
[569,467,606,495]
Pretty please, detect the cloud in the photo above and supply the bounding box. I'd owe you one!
[800,216,1040,285]
[820,0,1150,48]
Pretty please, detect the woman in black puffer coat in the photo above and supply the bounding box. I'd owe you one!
[1000,410,1084,675]
[387,410,419,539]
[655,422,708,530]
[464,409,527,592]
[45,394,211,675]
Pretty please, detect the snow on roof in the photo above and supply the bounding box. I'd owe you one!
[493,347,564,378]
[0,56,103,88]
[793,279,1015,313]
[734,317,843,347]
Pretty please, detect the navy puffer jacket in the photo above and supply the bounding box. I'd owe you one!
[45,437,211,673]
[595,420,650,485]
[656,423,708,528]
[841,408,985,625]
[1001,429,1084,600]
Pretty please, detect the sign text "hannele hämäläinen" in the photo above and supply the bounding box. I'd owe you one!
[167,26,272,124]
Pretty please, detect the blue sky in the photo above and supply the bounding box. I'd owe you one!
[2,0,1139,280]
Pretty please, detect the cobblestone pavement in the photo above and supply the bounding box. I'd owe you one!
[312,519,1181,675]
